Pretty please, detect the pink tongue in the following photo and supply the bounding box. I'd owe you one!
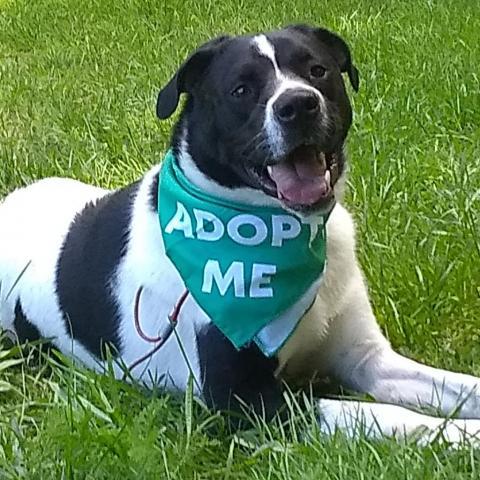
[268,154,329,205]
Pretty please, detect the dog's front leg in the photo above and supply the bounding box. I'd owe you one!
[350,347,480,419]
[316,398,480,446]
[321,274,480,419]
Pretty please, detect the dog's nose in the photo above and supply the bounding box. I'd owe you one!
[273,90,320,125]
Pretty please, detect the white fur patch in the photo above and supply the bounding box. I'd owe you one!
[317,398,480,446]
[253,34,282,78]
[0,178,108,369]
[112,165,205,392]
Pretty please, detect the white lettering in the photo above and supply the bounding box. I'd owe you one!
[202,260,245,297]
[227,214,268,246]
[301,216,324,244]
[249,263,276,298]
[194,208,224,241]
[164,201,193,238]
[271,215,301,247]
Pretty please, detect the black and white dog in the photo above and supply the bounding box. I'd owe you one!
[1,25,480,444]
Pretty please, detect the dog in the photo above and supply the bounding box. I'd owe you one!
[1,24,480,444]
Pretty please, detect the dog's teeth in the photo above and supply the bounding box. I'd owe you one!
[318,152,326,168]
[267,166,273,176]
[325,169,331,185]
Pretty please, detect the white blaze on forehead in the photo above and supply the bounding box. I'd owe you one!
[252,35,282,78]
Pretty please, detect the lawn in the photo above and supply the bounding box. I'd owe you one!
[1,0,480,478]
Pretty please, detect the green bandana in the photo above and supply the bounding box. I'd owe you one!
[158,150,332,356]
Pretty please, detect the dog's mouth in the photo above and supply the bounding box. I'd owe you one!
[251,145,339,212]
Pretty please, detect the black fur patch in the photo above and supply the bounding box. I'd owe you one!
[197,323,284,421]
[149,171,159,213]
[14,299,41,342]
[56,182,140,358]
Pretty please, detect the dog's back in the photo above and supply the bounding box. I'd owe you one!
[0,178,108,340]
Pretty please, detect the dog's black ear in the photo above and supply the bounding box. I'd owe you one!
[287,24,359,92]
[156,35,231,119]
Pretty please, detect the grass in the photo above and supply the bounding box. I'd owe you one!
[0,0,480,477]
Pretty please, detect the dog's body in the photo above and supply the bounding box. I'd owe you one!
[1,25,480,444]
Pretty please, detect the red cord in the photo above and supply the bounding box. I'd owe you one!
[168,289,189,324]
[133,286,162,342]
[128,286,189,373]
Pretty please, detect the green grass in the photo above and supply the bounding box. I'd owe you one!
[1,0,480,477]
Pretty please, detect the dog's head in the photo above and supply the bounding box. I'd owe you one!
[157,25,359,214]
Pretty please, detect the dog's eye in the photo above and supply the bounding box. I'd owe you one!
[231,85,251,98]
[310,65,327,79]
